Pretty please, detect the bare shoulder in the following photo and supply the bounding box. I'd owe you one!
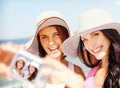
[74,64,86,80]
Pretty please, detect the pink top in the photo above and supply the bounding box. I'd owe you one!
[85,65,103,88]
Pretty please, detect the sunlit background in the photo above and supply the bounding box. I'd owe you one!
[1,0,120,73]
[1,0,120,41]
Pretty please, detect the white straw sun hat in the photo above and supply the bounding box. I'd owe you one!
[62,8,120,58]
[29,61,39,69]
[26,11,71,55]
[16,56,26,62]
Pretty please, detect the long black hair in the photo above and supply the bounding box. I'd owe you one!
[27,65,38,81]
[79,29,120,88]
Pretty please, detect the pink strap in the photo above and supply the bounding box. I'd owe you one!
[87,65,99,78]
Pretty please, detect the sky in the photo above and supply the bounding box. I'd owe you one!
[0,0,120,40]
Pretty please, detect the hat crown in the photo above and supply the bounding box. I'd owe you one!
[17,56,26,62]
[79,9,112,32]
[30,61,39,69]
[36,11,63,26]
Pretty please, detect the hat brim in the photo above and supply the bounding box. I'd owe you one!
[27,17,70,55]
[62,22,120,58]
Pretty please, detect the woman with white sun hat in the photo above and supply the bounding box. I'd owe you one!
[26,10,85,85]
[61,8,120,88]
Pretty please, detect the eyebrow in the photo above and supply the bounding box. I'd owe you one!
[90,31,95,35]
[39,31,59,36]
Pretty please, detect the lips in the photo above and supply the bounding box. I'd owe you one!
[49,46,59,54]
[92,46,103,54]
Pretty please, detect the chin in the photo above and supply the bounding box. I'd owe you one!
[96,52,106,60]
[50,52,62,59]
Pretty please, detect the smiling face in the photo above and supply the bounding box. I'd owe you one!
[16,60,25,70]
[29,65,36,74]
[81,30,111,60]
[38,26,63,60]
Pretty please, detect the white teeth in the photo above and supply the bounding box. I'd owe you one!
[50,47,57,50]
[93,47,101,53]
[96,52,106,59]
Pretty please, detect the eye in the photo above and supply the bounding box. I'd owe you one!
[54,33,60,37]
[40,36,48,40]
[92,32,99,37]
[55,33,60,36]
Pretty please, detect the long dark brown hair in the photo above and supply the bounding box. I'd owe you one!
[37,25,69,57]
[79,29,120,88]
[27,65,38,81]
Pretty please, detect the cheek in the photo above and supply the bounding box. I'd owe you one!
[58,41,63,46]
[99,34,110,47]
[40,41,47,49]
[51,38,63,47]
[17,63,23,68]
[31,68,35,71]
[56,38,63,45]
[30,67,34,71]
[84,44,90,52]
[103,39,111,51]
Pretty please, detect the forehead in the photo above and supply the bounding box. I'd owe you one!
[39,26,58,35]
[29,65,35,68]
[17,60,24,62]
[81,30,101,38]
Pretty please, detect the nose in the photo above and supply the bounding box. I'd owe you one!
[48,38,55,46]
[49,41,54,45]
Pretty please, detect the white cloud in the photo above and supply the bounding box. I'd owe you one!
[115,0,120,6]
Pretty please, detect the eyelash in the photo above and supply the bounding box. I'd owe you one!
[55,33,60,36]
[41,36,48,39]
[53,33,60,38]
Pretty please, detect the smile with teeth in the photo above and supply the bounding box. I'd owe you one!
[49,47,59,53]
[93,46,102,54]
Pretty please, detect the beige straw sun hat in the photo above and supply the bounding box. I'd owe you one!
[62,8,120,58]
[26,11,71,55]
